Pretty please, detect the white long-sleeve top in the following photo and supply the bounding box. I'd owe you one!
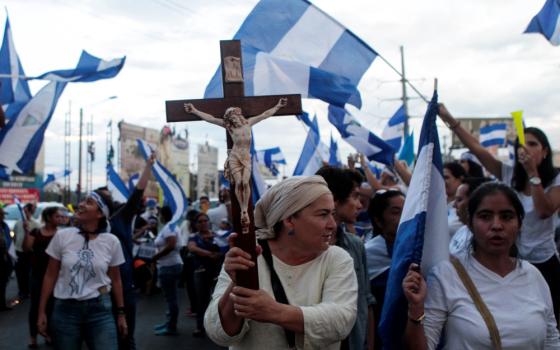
[424,253,560,350]
[204,245,358,350]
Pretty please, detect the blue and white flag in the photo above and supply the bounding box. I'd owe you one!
[205,0,377,108]
[398,132,415,166]
[296,111,314,129]
[107,163,129,204]
[479,122,507,148]
[33,50,126,82]
[127,172,140,193]
[382,105,407,152]
[293,115,329,176]
[525,0,560,45]
[328,134,342,167]
[507,139,516,165]
[328,104,395,166]
[43,169,71,187]
[137,139,187,229]
[0,16,32,120]
[379,90,449,348]
[0,81,66,174]
[251,137,268,203]
[256,146,286,176]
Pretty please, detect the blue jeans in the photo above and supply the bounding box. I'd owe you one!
[158,264,182,330]
[51,294,118,350]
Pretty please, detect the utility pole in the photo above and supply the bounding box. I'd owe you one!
[400,45,410,136]
[64,101,71,204]
[77,107,83,203]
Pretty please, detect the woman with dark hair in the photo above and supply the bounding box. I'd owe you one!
[364,189,405,349]
[403,183,560,349]
[152,205,183,336]
[460,151,484,178]
[439,105,560,323]
[187,212,223,337]
[37,193,127,350]
[23,206,65,348]
[444,162,467,237]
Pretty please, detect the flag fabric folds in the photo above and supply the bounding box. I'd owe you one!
[34,50,126,82]
[0,16,32,120]
[296,111,314,129]
[327,104,395,166]
[256,146,286,176]
[525,0,560,46]
[127,173,140,193]
[382,105,407,152]
[137,139,188,229]
[328,134,342,167]
[0,81,66,174]
[479,123,507,148]
[107,163,130,204]
[398,132,415,166]
[204,0,377,108]
[293,115,329,176]
[378,90,449,348]
[43,169,71,187]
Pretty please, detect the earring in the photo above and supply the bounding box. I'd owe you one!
[287,229,295,236]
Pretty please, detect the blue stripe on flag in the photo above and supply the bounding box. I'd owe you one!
[0,16,31,107]
[293,115,325,176]
[379,90,448,348]
[525,0,560,45]
[107,163,129,203]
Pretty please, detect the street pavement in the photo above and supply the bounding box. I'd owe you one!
[0,276,225,350]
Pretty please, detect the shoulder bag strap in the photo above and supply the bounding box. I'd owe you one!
[257,239,296,348]
[450,256,502,350]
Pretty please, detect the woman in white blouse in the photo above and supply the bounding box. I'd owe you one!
[439,104,560,323]
[204,176,358,350]
[403,182,560,349]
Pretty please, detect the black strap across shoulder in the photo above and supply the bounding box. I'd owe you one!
[257,239,295,348]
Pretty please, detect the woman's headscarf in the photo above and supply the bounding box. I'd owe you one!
[254,176,332,239]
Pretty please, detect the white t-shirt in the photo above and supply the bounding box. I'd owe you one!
[46,227,125,301]
[365,234,391,280]
[424,253,560,350]
[502,164,560,263]
[205,246,358,350]
[207,203,228,230]
[154,224,183,267]
[449,225,472,257]
[448,202,462,237]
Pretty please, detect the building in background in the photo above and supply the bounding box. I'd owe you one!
[0,145,44,205]
[197,142,218,199]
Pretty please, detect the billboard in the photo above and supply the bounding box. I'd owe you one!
[118,121,190,199]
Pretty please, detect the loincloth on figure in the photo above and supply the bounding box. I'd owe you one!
[224,151,251,183]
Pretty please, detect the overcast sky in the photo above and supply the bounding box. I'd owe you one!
[3,0,560,188]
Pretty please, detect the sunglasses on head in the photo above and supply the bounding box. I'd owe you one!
[374,187,401,195]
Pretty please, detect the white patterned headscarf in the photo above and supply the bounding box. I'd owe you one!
[254,176,332,240]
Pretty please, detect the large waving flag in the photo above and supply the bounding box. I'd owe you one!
[382,105,406,152]
[525,0,560,46]
[107,163,129,204]
[0,16,32,120]
[328,104,395,166]
[479,122,506,148]
[204,0,377,108]
[256,146,286,176]
[33,50,126,82]
[0,81,66,174]
[43,169,71,187]
[137,139,187,229]
[293,115,329,176]
[378,90,449,348]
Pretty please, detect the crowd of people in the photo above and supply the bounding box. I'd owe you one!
[1,104,560,349]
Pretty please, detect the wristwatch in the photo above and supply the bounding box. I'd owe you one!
[529,176,542,186]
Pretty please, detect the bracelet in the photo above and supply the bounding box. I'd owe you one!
[408,312,425,324]
[448,120,460,130]
[116,307,126,315]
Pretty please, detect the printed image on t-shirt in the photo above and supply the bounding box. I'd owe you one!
[69,246,96,296]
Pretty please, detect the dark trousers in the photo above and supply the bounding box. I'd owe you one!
[0,255,13,307]
[181,251,197,312]
[533,255,560,324]
[114,292,136,350]
[193,268,217,330]
[29,272,53,338]
[15,251,31,298]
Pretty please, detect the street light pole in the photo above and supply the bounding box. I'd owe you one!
[77,107,84,203]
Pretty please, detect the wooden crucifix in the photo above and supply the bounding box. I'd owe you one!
[166,40,302,289]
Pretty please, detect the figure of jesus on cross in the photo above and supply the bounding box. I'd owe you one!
[184,97,287,228]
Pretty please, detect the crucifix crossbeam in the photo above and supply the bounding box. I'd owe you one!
[165,40,302,289]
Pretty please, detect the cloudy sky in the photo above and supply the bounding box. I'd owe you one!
[3,0,559,188]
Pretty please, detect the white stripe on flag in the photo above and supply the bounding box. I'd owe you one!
[253,53,310,96]
[271,5,344,65]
